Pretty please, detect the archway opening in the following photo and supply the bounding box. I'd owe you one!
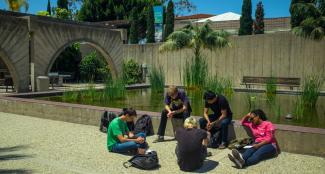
[0,56,15,93]
[48,42,113,88]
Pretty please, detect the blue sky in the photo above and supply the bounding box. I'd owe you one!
[0,0,291,18]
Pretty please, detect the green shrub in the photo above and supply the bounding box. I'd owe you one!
[79,51,110,82]
[149,66,165,93]
[123,59,142,85]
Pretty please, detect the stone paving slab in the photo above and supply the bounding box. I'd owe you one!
[0,112,324,174]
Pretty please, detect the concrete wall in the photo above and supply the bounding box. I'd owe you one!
[28,15,124,91]
[123,32,325,90]
[0,96,324,157]
[0,15,30,92]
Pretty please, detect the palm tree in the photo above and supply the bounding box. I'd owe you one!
[293,16,325,40]
[5,0,29,12]
[159,23,230,88]
[291,1,325,40]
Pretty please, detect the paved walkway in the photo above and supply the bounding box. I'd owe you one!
[0,112,324,174]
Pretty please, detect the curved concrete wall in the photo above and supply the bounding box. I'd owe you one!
[28,16,124,86]
[0,11,124,92]
[0,15,29,92]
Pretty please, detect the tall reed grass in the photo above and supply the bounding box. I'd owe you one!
[265,77,277,102]
[204,75,234,99]
[301,75,323,107]
[149,66,165,93]
[294,75,323,119]
[183,55,208,90]
[102,78,126,100]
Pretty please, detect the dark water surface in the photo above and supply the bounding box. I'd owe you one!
[40,88,325,128]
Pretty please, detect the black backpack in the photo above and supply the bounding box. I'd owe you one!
[134,115,154,136]
[208,131,221,148]
[123,151,159,170]
[99,111,117,133]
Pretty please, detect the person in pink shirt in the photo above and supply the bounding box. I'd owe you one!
[228,109,278,168]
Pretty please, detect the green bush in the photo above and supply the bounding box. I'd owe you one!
[123,59,142,85]
[79,51,110,82]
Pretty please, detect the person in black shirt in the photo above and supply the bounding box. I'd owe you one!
[175,117,209,172]
[199,90,233,149]
[153,86,192,143]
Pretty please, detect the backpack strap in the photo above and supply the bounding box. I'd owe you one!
[123,161,132,168]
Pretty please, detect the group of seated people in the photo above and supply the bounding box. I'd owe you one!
[106,86,279,171]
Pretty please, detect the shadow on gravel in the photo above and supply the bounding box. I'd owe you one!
[0,169,33,174]
[193,160,219,173]
[0,145,29,152]
[0,145,32,161]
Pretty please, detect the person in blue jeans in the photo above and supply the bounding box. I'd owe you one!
[107,108,148,154]
[228,109,279,168]
[154,86,192,143]
[199,91,233,149]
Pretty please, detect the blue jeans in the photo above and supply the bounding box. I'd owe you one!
[242,143,277,166]
[111,133,147,153]
[157,109,191,137]
[199,114,232,144]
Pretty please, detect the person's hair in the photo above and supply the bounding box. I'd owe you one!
[167,86,178,96]
[184,117,198,128]
[121,108,137,117]
[203,90,216,100]
[251,109,267,121]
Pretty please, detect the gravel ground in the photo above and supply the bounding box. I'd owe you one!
[0,112,324,174]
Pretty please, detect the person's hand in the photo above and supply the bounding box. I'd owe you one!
[214,122,220,128]
[136,137,145,144]
[128,132,134,138]
[252,144,259,149]
[167,111,175,118]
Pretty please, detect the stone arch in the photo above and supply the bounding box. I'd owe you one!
[46,39,118,80]
[0,49,20,92]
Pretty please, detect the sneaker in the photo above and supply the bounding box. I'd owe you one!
[232,149,245,165]
[218,143,227,149]
[228,154,243,169]
[152,136,164,143]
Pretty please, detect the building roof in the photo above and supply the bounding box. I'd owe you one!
[196,12,241,22]
[175,14,214,20]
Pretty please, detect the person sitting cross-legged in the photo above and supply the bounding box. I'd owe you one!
[153,86,192,143]
[107,108,147,155]
[175,117,210,172]
[228,109,279,169]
